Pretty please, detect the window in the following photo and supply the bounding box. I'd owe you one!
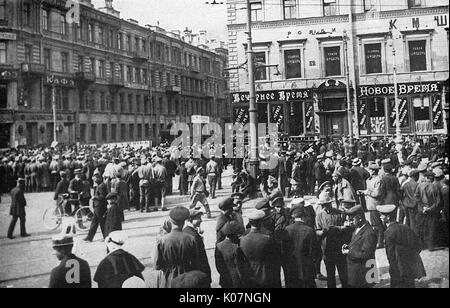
[166,73,171,86]
[159,72,163,87]
[62,88,69,110]
[159,97,163,114]
[323,0,338,16]
[60,14,66,35]
[0,42,6,64]
[109,30,114,48]
[175,75,179,87]
[79,124,86,143]
[120,124,126,140]
[137,124,142,140]
[145,124,150,138]
[88,23,94,42]
[118,33,123,50]
[90,57,95,74]
[127,66,132,82]
[111,124,117,141]
[119,64,124,81]
[42,9,50,31]
[98,26,104,45]
[284,49,302,79]
[389,97,409,129]
[142,69,148,84]
[408,0,421,8]
[135,68,141,83]
[110,62,115,79]
[120,94,125,113]
[324,46,341,76]
[364,43,382,74]
[250,1,262,22]
[254,52,267,81]
[102,124,107,141]
[136,95,141,113]
[129,124,134,140]
[76,20,82,41]
[0,0,5,20]
[110,94,116,112]
[61,52,68,73]
[98,60,106,79]
[77,55,84,72]
[91,124,97,142]
[413,96,430,133]
[135,37,139,52]
[100,92,106,110]
[127,35,132,51]
[408,40,427,72]
[363,0,377,11]
[24,45,32,63]
[44,49,51,71]
[283,0,296,20]
[23,3,31,26]
[128,94,133,113]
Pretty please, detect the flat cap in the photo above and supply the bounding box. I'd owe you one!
[52,234,74,247]
[255,198,271,210]
[218,198,235,211]
[376,204,397,214]
[189,209,204,219]
[106,192,118,200]
[381,158,391,165]
[222,220,245,237]
[291,205,306,218]
[247,209,266,221]
[169,206,190,223]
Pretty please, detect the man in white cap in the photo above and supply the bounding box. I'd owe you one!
[49,234,91,288]
[377,204,426,288]
[240,209,281,288]
[94,231,145,288]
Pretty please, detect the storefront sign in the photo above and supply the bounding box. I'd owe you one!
[191,115,210,124]
[389,98,409,128]
[270,104,284,131]
[232,89,311,104]
[45,74,76,87]
[233,107,249,126]
[0,32,16,40]
[358,101,368,131]
[305,101,315,133]
[432,96,444,129]
[0,69,19,80]
[359,82,441,97]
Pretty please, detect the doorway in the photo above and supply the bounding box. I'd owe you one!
[323,113,347,137]
[0,123,11,148]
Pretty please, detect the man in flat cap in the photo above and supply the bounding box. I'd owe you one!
[104,192,122,238]
[341,208,377,288]
[377,205,426,288]
[401,169,420,232]
[379,163,401,213]
[49,234,91,288]
[153,156,168,211]
[54,171,69,206]
[254,198,276,236]
[231,192,245,215]
[315,195,351,288]
[84,173,108,242]
[183,210,211,284]
[155,206,201,288]
[313,154,327,194]
[190,167,212,218]
[286,205,320,288]
[216,197,244,244]
[215,220,253,288]
[415,171,442,251]
[240,210,282,288]
[7,178,30,239]
[94,231,145,288]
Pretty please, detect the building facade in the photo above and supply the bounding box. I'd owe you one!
[227,0,449,140]
[0,0,229,148]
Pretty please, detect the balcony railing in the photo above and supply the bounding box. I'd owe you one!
[132,50,149,62]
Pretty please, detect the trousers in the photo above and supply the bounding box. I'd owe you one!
[324,255,348,288]
[207,175,217,199]
[86,207,106,240]
[8,215,26,237]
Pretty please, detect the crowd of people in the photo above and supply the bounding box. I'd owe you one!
[0,134,448,288]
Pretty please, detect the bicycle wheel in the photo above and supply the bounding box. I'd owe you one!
[43,207,63,230]
[74,206,94,232]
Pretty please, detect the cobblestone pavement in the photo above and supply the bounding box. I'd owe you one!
[0,169,448,288]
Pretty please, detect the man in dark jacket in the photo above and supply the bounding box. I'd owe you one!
[377,204,426,288]
[49,235,91,288]
[183,210,211,284]
[84,173,108,242]
[402,169,420,232]
[342,209,377,288]
[216,198,244,244]
[350,158,370,210]
[215,221,252,288]
[286,206,320,288]
[54,171,69,204]
[7,178,30,239]
[240,209,281,288]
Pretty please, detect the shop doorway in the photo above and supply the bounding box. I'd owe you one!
[323,112,347,137]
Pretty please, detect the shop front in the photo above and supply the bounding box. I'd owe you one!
[0,67,19,148]
[231,88,314,137]
[358,81,445,137]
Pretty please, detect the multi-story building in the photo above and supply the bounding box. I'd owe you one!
[0,0,229,148]
[227,0,449,140]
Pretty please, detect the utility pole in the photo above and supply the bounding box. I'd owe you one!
[52,87,57,143]
[246,0,259,180]
[343,30,353,145]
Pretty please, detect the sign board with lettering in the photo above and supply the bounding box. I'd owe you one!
[233,107,249,126]
[0,32,17,40]
[359,82,441,97]
[191,115,210,124]
[232,88,312,104]
[270,104,285,132]
[45,74,76,87]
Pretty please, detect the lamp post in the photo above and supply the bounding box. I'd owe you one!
[52,87,57,143]
[388,33,403,159]
[343,30,353,145]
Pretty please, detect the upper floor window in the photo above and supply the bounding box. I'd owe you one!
[323,0,338,16]
[127,35,132,51]
[284,49,302,79]
[408,0,421,8]
[0,0,6,20]
[60,14,67,35]
[61,52,68,73]
[108,30,114,48]
[250,1,262,22]
[118,33,123,50]
[364,43,382,74]
[44,49,51,71]
[23,3,31,26]
[324,46,341,76]
[88,23,94,42]
[408,40,427,71]
[135,37,139,52]
[363,0,377,11]
[98,26,104,45]
[0,42,6,64]
[99,60,105,78]
[283,0,296,20]
[254,52,267,81]
[24,45,32,63]
[42,8,50,31]
[78,55,84,72]
[127,66,133,82]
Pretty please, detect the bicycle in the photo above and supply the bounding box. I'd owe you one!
[43,193,94,233]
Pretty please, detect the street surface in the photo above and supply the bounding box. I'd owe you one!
[0,168,448,288]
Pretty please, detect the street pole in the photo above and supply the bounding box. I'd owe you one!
[390,34,403,162]
[343,30,353,145]
[52,86,57,143]
[246,0,259,180]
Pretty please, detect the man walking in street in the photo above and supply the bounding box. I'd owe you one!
[190,167,212,218]
[84,173,108,242]
[153,157,168,211]
[206,155,219,199]
[7,178,30,239]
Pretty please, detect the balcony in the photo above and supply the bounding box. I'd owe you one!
[165,85,181,94]
[21,63,46,75]
[75,71,96,83]
[108,78,125,94]
[132,50,149,62]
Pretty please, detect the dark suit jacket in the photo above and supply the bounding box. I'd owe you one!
[184,226,211,281]
[346,223,377,287]
[49,254,91,288]
[286,221,319,281]
[93,182,108,211]
[240,229,281,288]
[10,187,26,216]
[54,179,69,201]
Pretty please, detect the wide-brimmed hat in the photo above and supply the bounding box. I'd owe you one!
[352,158,362,166]
[319,181,332,192]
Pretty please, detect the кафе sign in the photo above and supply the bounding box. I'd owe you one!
[359,81,441,97]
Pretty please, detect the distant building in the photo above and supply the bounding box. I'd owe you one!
[0,0,230,148]
[227,0,449,140]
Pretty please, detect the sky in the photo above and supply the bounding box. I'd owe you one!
[91,0,228,41]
